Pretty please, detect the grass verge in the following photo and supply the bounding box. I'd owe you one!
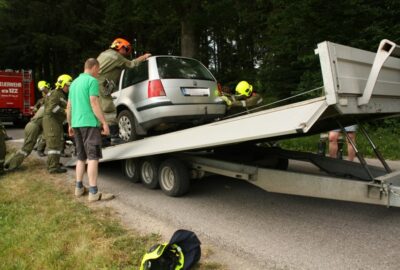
[0,154,223,270]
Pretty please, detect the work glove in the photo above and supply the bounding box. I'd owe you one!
[220,95,232,107]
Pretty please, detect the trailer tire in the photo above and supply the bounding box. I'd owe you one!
[140,157,160,189]
[122,158,140,183]
[158,159,190,197]
[118,109,138,142]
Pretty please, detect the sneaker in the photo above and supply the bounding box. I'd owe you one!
[88,192,115,202]
[75,186,88,197]
[49,167,67,174]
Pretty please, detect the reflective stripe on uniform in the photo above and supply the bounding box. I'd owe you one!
[104,112,117,121]
[257,98,263,104]
[18,150,28,157]
[47,150,61,155]
[52,105,61,113]
[241,100,246,107]
[60,97,67,105]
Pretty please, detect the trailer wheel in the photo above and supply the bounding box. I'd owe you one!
[122,158,140,183]
[140,157,160,189]
[118,110,138,142]
[158,159,190,197]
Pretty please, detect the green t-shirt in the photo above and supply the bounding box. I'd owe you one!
[69,73,100,128]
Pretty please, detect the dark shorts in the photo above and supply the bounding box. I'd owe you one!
[73,127,102,161]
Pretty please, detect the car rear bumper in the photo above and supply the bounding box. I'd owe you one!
[138,104,226,130]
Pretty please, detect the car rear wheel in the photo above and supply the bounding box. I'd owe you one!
[158,158,190,197]
[118,110,138,142]
[140,157,160,189]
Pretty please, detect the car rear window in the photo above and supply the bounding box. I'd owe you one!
[156,57,215,81]
[122,61,148,88]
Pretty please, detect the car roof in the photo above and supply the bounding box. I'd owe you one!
[147,55,199,61]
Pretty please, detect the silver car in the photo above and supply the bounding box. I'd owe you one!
[112,55,226,141]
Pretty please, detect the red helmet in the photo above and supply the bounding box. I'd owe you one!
[110,38,132,54]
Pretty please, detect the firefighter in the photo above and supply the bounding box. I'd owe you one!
[42,74,72,173]
[97,38,151,143]
[221,81,263,115]
[0,120,6,174]
[34,80,50,156]
[4,106,45,171]
[33,80,51,113]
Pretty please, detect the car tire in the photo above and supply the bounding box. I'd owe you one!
[122,158,140,183]
[140,157,160,189]
[158,158,190,197]
[118,110,138,142]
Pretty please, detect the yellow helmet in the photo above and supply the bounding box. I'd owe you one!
[55,74,73,89]
[37,80,50,91]
[140,243,184,270]
[235,81,253,97]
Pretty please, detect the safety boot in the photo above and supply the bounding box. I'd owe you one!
[109,124,125,145]
[4,152,25,171]
[49,167,67,174]
[37,150,46,157]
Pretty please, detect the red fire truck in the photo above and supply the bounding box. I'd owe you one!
[0,69,35,125]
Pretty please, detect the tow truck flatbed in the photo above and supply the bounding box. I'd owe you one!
[68,39,400,207]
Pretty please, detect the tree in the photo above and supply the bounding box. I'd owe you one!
[0,0,105,83]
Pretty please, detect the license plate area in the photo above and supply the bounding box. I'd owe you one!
[181,87,209,96]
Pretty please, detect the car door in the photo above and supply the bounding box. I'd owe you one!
[112,61,149,111]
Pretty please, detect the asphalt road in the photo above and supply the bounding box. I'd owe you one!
[6,127,400,269]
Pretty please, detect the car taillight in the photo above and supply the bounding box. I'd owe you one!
[148,80,166,98]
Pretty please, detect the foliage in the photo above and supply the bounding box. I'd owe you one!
[0,159,157,269]
[279,124,400,160]
[0,156,223,269]
[0,0,399,104]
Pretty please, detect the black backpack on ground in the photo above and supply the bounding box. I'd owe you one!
[168,229,201,270]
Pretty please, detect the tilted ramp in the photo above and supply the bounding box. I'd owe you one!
[67,39,400,165]
[100,97,328,162]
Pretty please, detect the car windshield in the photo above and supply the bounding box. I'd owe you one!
[156,57,215,81]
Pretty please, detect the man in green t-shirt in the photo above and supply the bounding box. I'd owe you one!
[67,58,114,202]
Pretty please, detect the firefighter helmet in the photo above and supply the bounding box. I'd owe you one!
[140,243,184,270]
[55,74,72,89]
[37,80,50,91]
[235,81,253,97]
[110,38,132,54]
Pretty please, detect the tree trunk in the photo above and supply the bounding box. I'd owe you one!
[181,19,198,58]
